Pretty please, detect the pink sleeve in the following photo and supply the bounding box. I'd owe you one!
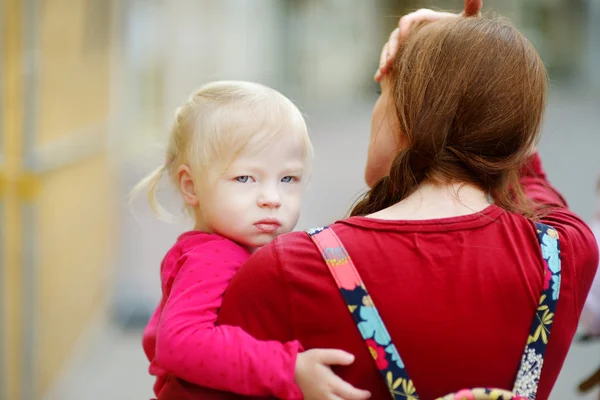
[155,239,303,399]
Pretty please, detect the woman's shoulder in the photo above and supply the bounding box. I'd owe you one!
[500,207,599,313]
[537,209,598,271]
[259,227,323,266]
[246,223,350,271]
[271,221,358,255]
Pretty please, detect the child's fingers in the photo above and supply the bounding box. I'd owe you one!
[330,375,371,400]
[313,349,356,366]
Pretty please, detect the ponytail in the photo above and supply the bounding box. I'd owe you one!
[129,164,172,220]
[352,17,548,220]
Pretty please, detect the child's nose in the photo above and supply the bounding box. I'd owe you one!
[258,188,281,208]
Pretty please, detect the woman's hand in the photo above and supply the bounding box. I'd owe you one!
[295,349,371,400]
[375,0,483,82]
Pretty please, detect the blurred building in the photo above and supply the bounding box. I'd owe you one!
[1,1,599,399]
[1,1,116,399]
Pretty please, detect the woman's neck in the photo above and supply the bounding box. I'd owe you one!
[366,181,491,221]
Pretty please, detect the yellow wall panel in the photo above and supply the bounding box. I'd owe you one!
[2,0,24,398]
[1,0,117,398]
[37,154,114,393]
[37,0,111,145]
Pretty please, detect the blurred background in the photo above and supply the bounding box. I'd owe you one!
[1,0,599,399]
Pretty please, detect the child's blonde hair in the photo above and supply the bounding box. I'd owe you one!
[132,81,312,218]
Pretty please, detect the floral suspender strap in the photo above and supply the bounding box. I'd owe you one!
[305,226,418,399]
[306,222,561,400]
[512,223,561,399]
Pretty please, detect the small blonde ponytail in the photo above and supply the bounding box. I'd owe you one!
[129,163,172,220]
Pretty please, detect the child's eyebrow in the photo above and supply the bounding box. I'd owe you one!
[228,162,305,171]
[280,164,305,173]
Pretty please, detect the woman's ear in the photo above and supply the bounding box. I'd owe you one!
[177,165,199,207]
[366,82,405,188]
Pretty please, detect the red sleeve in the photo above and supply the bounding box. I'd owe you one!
[520,152,599,314]
[155,239,302,399]
[519,152,568,208]
[518,153,599,394]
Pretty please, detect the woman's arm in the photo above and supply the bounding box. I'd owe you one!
[520,153,599,314]
[155,240,303,399]
[519,152,568,208]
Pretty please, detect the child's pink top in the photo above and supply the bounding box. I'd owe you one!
[142,231,303,399]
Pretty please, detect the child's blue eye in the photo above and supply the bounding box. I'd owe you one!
[236,176,250,183]
[281,176,296,183]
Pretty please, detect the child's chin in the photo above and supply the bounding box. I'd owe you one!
[247,235,278,248]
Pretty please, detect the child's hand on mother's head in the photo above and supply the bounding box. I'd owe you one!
[375,0,483,82]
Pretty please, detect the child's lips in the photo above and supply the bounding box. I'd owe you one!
[254,219,281,233]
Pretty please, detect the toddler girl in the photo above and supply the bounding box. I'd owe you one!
[133,81,370,400]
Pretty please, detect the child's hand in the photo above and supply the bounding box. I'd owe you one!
[295,349,371,400]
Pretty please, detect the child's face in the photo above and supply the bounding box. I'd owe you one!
[198,134,307,249]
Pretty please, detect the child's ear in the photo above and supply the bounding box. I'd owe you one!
[177,165,199,207]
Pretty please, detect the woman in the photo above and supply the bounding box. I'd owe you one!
[159,2,598,399]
